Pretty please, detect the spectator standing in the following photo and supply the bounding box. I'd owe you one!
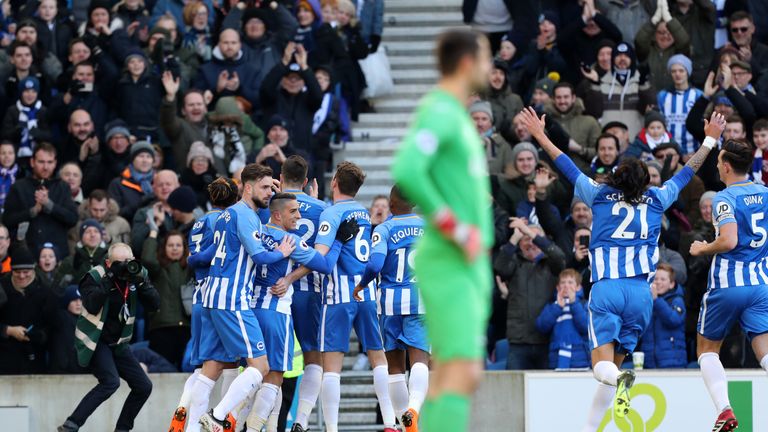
[160,73,209,170]
[469,101,515,177]
[722,11,768,83]
[59,162,84,205]
[3,143,78,258]
[81,122,132,194]
[495,218,566,370]
[49,60,115,138]
[0,247,54,374]
[657,54,702,156]
[77,0,132,66]
[260,42,323,153]
[62,108,97,166]
[595,0,654,43]
[33,0,75,66]
[251,114,310,180]
[13,19,62,85]
[129,170,181,253]
[461,0,516,52]
[627,110,676,158]
[638,263,687,368]
[671,0,716,87]
[548,82,602,172]
[0,142,20,210]
[523,12,568,89]
[71,189,131,253]
[602,120,632,153]
[206,95,263,175]
[55,218,108,292]
[535,269,590,370]
[0,41,49,121]
[0,225,11,274]
[107,141,156,222]
[1,76,50,161]
[114,49,164,141]
[35,241,59,288]
[591,133,621,179]
[482,59,524,142]
[179,141,217,209]
[181,1,213,63]
[652,142,705,226]
[357,0,383,52]
[193,28,261,110]
[557,0,622,84]
[635,0,690,93]
[58,243,159,432]
[48,285,88,373]
[150,0,214,33]
[142,228,190,368]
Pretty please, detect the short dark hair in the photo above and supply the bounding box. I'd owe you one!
[33,142,57,159]
[730,10,753,23]
[73,60,95,72]
[89,189,108,202]
[726,115,745,127]
[721,139,754,175]
[596,133,620,152]
[207,177,239,208]
[9,40,34,58]
[282,155,309,185]
[553,82,575,95]
[182,89,205,104]
[754,118,768,132]
[436,29,483,76]
[269,192,297,212]
[241,163,272,184]
[334,161,366,197]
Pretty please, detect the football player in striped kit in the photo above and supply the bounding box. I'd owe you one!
[690,139,768,432]
[277,162,397,432]
[194,164,296,432]
[518,107,725,432]
[354,185,429,432]
[244,192,356,431]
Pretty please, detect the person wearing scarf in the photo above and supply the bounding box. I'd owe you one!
[181,1,212,62]
[107,141,156,221]
[0,142,19,211]
[1,77,49,161]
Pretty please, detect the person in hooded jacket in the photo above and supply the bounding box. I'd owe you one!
[482,59,524,143]
[496,29,529,95]
[638,263,687,368]
[587,41,656,138]
[535,269,590,370]
[206,95,264,175]
[112,48,164,141]
[179,141,218,209]
[48,284,88,373]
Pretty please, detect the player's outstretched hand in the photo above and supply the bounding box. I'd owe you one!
[353,284,365,301]
[434,208,482,262]
[690,240,708,256]
[519,107,547,139]
[336,219,360,243]
[704,112,727,140]
[277,235,296,257]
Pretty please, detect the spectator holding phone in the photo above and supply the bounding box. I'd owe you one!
[0,246,55,374]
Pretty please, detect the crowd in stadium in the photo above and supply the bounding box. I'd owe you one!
[0,0,765,378]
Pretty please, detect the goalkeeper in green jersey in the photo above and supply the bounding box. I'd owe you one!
[391,30,494,432]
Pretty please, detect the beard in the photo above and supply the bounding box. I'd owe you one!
[252,195,268,209]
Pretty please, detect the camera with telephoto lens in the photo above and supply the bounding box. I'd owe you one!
[110,259,144,283]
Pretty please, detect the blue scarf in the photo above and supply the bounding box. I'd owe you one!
[182,27,212,61]
[0,163,18,209]
[17,100,41,158]
[129,165,154,195]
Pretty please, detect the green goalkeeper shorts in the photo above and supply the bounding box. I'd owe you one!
[414,236,492,362]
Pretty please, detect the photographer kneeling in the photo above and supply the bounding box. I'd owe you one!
[58,243,160,432]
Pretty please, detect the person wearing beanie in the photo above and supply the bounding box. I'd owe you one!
[165,185,199,235]
[80,119,133,195]
[626,110,676,159]
[13,18,62,85]
[1,73,50,161]
[635,2,691,92]
[0,244,54,374]
[557,0,622,84]
[482,59,524,141]
[527,13,568,99]
[33,0,76,67]
[35,241,59,288]
[657,53,703,156]
[107,141,156,222]
[469,100,515,177]
[179,141,218,208]
[48,284,89,374]
[532,72,559,106]
[113,40,163,142]
[250,114,310,180]
[54,218,108,293]
[589,40,655,138]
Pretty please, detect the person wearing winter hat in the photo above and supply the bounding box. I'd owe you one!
[470,100,515,177]
[482,59,524,141]
[532,72,560,106]
[48,284,88,374]
[165,185,199,233]
[180,142,218,209]
[6,75,49,161]
[114,42,164,142]
[626,110,676,159]
[528,12,567,97]
[0,244,53,375]
[251,114,310,180]
[80,120,133,195]
[54,217,108,293]
[657,53,702,156]
[590,41,655,138]
[107,141,155,221]
[510,142,540,178]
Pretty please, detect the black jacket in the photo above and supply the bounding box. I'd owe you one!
[112,71,164,141]
[34,16,76,65]
[260,63,324,152]
[0,275,55,374]
[2,176,79,258]
[82,146,132,194]
[48,308,88,373]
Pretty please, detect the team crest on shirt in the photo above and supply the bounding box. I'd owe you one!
[318,221,332,235]
[257,341,265,351]
[371,232,382,247]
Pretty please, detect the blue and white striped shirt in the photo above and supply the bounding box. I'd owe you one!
[658,87,702,155]
[286,190,328,294]
[708,180,768,289]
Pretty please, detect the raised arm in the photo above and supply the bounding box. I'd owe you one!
[682,112,726,173]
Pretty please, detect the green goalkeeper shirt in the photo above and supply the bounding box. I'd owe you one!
[392,89,494,252]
